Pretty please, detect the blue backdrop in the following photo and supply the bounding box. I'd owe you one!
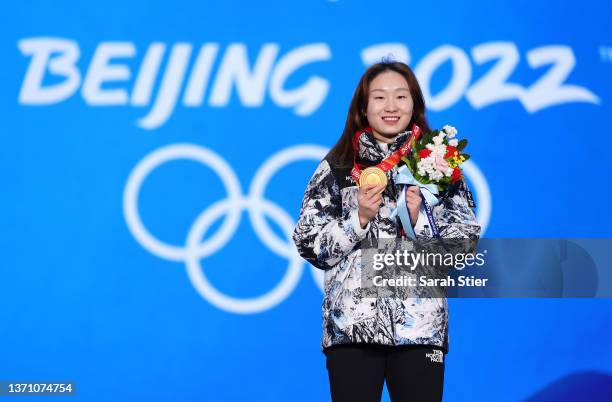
[2,0,611,401]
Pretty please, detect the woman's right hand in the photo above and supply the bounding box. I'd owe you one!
[357,183,386,228]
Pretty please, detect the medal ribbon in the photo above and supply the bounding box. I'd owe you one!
[391,163,450,252]
[350,123,422,185]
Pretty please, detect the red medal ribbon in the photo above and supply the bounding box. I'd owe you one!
[350,123,422,185]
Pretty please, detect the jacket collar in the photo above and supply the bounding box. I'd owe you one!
[356,129,411,164]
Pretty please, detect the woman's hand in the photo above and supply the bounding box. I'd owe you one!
[405,186,422,226]
[357,183,386,228]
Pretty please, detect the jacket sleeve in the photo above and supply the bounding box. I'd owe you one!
[413,178,481,240]
[292,159,370,270]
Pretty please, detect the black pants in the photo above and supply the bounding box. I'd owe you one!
[325,344,445,402]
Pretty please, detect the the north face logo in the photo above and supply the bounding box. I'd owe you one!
[426,349,444,363]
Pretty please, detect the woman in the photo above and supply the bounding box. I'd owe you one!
[292,61,481,402]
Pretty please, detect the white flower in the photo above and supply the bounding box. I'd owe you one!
[418,157,434,170]
[417,156,439,180]
[448,139,459,147]
[431,144,446,157]
[432,134,444,145]
[443,125,457,138]
[430,170,443,181]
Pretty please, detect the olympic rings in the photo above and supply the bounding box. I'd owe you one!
[123,143,491,314]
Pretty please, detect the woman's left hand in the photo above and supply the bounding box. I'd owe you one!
[405,186,421,227]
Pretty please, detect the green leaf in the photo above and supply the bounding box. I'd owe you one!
[461,153,471,162]
[457,139,468,151]
[409,157,417,171]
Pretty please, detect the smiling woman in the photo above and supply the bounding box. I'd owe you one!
[366,71,414,142]
[292,60,481,402]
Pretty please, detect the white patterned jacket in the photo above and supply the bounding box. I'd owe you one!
[292,130,481,352]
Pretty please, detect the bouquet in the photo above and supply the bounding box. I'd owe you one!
[392,124,470,239]
[401,124,469,192]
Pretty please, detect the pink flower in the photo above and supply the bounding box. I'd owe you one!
[434,155,449,172]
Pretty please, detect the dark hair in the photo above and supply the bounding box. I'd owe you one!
[326,61,431,168]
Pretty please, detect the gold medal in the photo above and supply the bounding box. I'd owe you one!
[359,166,388,188]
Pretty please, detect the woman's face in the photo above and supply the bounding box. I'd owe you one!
[366,70,414,142]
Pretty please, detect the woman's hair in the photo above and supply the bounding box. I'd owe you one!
[326,61,431,168]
